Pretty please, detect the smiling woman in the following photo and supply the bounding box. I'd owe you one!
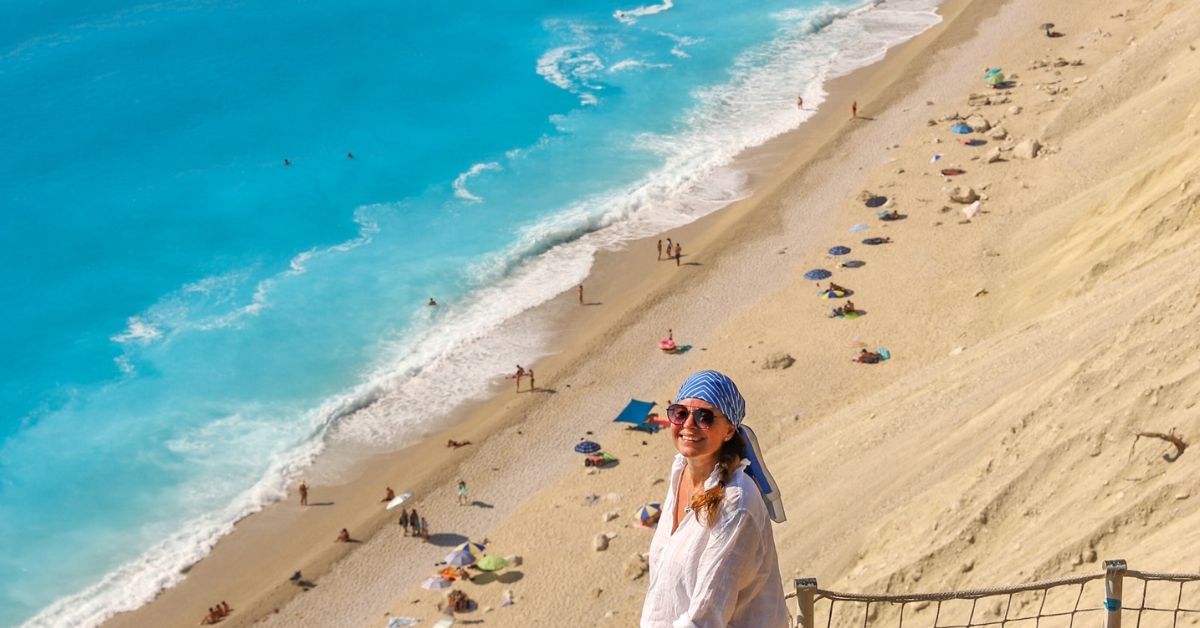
[641,370,789,627]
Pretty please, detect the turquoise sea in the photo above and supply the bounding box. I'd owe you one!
[0,1,940,624]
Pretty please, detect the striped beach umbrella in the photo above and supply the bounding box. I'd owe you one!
[453,541,487,556]
[444,549,476,567]
[635,503,662,523]
[574,440,601,454]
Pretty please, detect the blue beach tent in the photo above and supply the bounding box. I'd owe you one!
[613,399,659,433]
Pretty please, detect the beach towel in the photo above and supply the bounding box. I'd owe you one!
[842,311,862,319]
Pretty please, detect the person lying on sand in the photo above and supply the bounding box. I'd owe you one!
[446,439,472,448]
[853,349,882,364]
[828,282,848,293]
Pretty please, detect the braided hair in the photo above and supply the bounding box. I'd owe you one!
[689,429,747,527]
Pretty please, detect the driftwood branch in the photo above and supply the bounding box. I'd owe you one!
[1133,429,1188,462]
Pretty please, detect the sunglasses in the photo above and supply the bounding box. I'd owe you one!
[666,404,723,430]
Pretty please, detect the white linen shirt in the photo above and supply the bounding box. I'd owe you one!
[640,454,790,628]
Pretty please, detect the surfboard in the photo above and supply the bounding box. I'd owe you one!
[386,492,414,510]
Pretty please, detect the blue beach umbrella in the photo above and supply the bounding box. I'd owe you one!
[864,196,887,208]
[828,246,851,256]
[575,440,602,454]
[453,541,488,556]
[445,549,476,567]
[951,123,973,134]
[804,269,832,281]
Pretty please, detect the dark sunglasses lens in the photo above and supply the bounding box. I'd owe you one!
[667,404,689,425]
[694,409,715,429]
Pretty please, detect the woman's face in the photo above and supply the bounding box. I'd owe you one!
[671,398,735,460]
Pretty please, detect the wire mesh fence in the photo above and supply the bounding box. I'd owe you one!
[787,562,1200,628]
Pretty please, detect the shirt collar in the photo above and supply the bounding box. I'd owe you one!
[672,453,748,491]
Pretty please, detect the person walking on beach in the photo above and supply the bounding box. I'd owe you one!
[409,508,420,537]
[528,368,535,392]
[640,370,789,627]
[666,237,673,257]
[578,284,584,305]
[796,95,803,110]
[420,516,431,540]
[399,508,410,535]
[457,480,469,506]
[851,100,858,119]
[657,239,663,260]
[674,242,682,266]
[513,365,525,392]
[298,480,308,506]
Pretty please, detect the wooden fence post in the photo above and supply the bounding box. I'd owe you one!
[796,578,818,628]
[1104,559,1127,628]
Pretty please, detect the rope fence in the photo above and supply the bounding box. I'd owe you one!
[786,561,1200,628]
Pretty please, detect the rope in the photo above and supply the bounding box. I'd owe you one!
[789,568,1200,628]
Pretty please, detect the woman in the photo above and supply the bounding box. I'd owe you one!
[641,370,789,627]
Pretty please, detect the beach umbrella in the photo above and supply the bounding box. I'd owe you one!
[444,549,476,567]
[574,440,602,454]
[635,503,662,523]
[819,289,847,300]
[848,223,869,233]
[984,67,1003,77]
[476,555,510,572]
[421,576,452,591]
[985,72,1005,86]
[930,153,943,163]
[1040,22,1054,34]
[864,195,887,208]
[453,541,488,556]
[841,260,866,269]
[951,123,972,134]
[828,246,851,256]
[803,268,832,281]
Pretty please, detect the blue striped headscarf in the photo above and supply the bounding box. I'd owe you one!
[675,370,787,523]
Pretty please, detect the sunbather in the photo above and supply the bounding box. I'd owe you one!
[853,349,882,364]
[844,301,856,314]
[828,282,848,293]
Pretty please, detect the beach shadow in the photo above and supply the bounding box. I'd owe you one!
[427,533,469,547]
[307,501,336,507]
[296,580,317,591]
[582,301,603,306]
[855,116,877,121]
[529,387,558,394]
[470,501,495,509]
[961,139,988,147]
[682,262,703,266]
[497,571,525,584]
[879,214,907,222]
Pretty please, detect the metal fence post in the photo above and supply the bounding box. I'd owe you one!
[796,578,818,628]
[1104,560,1127,628]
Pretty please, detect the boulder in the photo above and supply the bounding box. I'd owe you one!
[965,115,991,132]
[985,147,1004,163]
[603,511,619,522]
[948,186,979,204]
[1007,105,1023,115]
[1014,138,1042,159]
[593,533,609,552]
[623,553,649,580]
[989,126,1008,140]
[762,352,795,370]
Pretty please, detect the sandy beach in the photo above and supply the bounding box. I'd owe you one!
[105,0,1200,626]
